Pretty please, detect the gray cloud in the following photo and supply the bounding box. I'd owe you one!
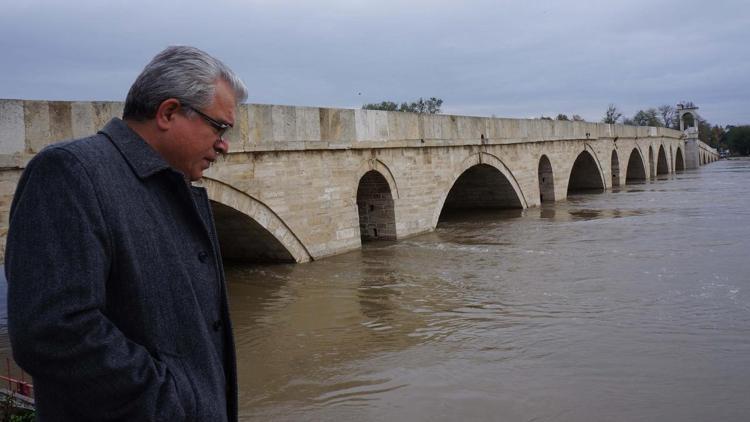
[1,0,748,125]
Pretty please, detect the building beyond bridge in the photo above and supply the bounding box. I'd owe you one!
[0,100,719,263]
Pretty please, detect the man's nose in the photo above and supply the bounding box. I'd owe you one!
[214,138,229,155]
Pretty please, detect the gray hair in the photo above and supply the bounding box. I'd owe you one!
[123,46,247,121]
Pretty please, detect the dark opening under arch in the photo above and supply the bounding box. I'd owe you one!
[357,170,397,241]
[626,148,646,183]
[567,151,604,195]
[538,155,555,203]
[683,112,695,128]
[657,145,669,175]
[211,201,296,263]
[439,163,522,221]
[675,147,685,171]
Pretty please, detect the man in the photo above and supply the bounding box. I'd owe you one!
[5,46,247,421]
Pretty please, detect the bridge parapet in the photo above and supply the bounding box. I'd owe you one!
[237,105,683,151]
[1,99,684,168]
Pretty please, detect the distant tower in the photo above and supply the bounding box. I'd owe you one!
[677,103,699,133]
[677,103,700,169]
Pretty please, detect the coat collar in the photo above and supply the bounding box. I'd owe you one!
[99,118,174,179]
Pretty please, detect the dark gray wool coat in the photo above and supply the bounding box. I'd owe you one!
[4,118,237,421]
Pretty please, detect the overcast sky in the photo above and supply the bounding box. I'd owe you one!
[1,0,748,126]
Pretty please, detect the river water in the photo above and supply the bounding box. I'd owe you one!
[3,158,750,421]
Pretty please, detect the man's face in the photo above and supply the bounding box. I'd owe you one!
[167,79,237,181]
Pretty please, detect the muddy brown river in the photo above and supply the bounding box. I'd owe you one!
[3,158,750,421]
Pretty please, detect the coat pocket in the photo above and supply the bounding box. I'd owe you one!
[155,348,199,421]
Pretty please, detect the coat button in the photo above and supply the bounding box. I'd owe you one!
[213,320,222,331]
[198,251,209,262]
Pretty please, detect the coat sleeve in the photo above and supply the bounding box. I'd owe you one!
[5,146,192,421]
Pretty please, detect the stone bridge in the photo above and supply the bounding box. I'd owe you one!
[0,100,719,263]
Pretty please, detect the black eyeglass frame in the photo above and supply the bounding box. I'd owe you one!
[184,106,233,140]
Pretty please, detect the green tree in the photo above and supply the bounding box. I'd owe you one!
[697,116,713,145]
[362,101,398,111]
[602,104,622,124]
[726,125,750,155]
[556,114,569,121]
[631,108,662,127]
[707,124,726,149]
[363,97,443,114]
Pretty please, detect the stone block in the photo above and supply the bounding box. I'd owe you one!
[387,111,420,140]
[272,105,297,142]
[539,119,555,139]
[487,118,519,140]
[248,104,273,145]
[526,119,548,141]
[419,114,439,139]
[615,124,637,138]
[91,102,120,130]
[585,122,600,139]
[295,107,321,141]
[71,102,96,138]
[636,126,651,138]
[354,109,389,142]
[456,116,486,140]
[48,101,73,142]
[24,101,51,153]
[512,119,529,140]
[569,121,585,139]
[319,107,355,143]
[421,114,459,140]
[0,100,25,155]
[598,123,614,138]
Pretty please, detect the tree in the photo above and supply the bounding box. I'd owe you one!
[362,101,398,111]
[726,125,750,155]
[363,97,443,114]
[677,100,696,109]
[556,114,569,121]
[710,125,727,150]
[658,105,677,129]
[631,108,662,127]
[602,104,622,124]
[697,116,712,145]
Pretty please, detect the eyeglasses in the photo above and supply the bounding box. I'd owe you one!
[184,106,232,140]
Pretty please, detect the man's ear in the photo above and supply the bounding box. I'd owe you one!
[155,98,182,131]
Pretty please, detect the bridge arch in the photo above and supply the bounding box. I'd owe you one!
[433,152,526,226]
[354,158,400,200]
[200,178,312,263]
[566,149,605,195]
[611,149,620,187]
[356,170,397,241]
[657,145,669,175]
[538,154,555,203]
[675,146,685,171]
[626,147,647,183]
